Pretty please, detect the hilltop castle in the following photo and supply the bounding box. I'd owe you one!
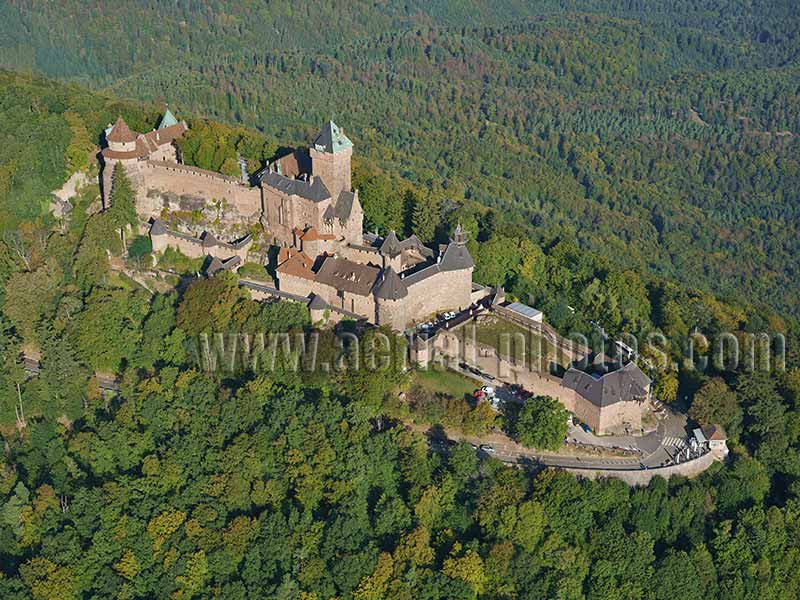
[100,111,480,330]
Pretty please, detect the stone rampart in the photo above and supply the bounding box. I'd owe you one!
[430,321,642,434]
[137,162,261,230]
[402,268,472,323]
[151,228,252,263]
[561,451,719,486]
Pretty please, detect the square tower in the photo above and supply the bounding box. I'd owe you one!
[310,121,353,199]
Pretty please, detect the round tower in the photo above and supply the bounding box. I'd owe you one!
[106,117,138,153]
[373,266,408,331]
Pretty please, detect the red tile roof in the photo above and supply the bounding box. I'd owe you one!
[107,117,138,143]
[276,249,315,280]
[101,122,188,161]
[299,226,336,242]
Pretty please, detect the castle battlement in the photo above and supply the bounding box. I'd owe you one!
[144,160,247,185]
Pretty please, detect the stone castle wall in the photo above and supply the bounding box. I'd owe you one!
[278,264,475,332]
[337,199,363,244]
[262,188,317,245]
[428,323,641,435]
[563,451,719,486]
[150,230,251,263]
[401,268,473,322]
[277,272,376,320]
[276,272,320,298]
[376,298,407,331]
[151,231,207,259]
[137,162,261,230]
[596,398,644,435]
[339,245,382,267]
[299,237,340,258]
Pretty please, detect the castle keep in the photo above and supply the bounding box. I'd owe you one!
[100,112,476,331]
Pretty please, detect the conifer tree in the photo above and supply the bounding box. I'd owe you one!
[108,162,137,248]
[409,190,439,244]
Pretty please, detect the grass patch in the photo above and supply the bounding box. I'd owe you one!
[117,271,150,293]
[237,261,271,280]
[413,367,477,401]
[157,247,204,275]
[474,315,564,368]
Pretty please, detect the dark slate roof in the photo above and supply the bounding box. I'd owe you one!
[401,263,441,286]
[439,240,474,271]
[149,220,167,236]
[398,234,434,258]
[260,172,331,202]
[315,256,380,296]
[107,117,138,143]
[562,361,651,407]
[335,191,356,221]
[308,294,329,310]
[373,266,408,300]
[322,203,336,221]
[379,230,402,257]
[228,234,253,250]
[312,121,353,154]
[205,255,241,276]
[201,231,219,247]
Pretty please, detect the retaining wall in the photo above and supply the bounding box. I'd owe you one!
[561,451,719,486]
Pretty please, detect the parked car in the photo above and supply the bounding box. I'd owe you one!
[479,444,496,454]
[581,423,592,434]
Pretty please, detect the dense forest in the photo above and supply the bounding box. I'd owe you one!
[0,66,798,600]
[1,1,798,316]
[1,2,800,598]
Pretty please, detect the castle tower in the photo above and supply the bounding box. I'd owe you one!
[378,230,403,271]
[106,117,138,153]
[158,107,179,130]
[374,266,408,330]
[310,121,353,199]
[436,224,474,310]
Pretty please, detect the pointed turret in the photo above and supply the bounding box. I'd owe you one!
[158,107,179,130]
[439,223,474,271]
[451,222,468,245]
[312,120,353,154]
[373,266,408,300]
[379,230,402,258]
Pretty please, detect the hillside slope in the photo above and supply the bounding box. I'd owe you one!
[0,2,798,316]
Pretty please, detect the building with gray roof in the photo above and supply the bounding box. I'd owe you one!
[562,360,651,408]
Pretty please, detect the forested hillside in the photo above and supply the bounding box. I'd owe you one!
[1,1,797,316]
[1,3,800,598]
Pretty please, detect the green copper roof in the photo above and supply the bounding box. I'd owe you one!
[158,107,179,130]
[312,121,353,153]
